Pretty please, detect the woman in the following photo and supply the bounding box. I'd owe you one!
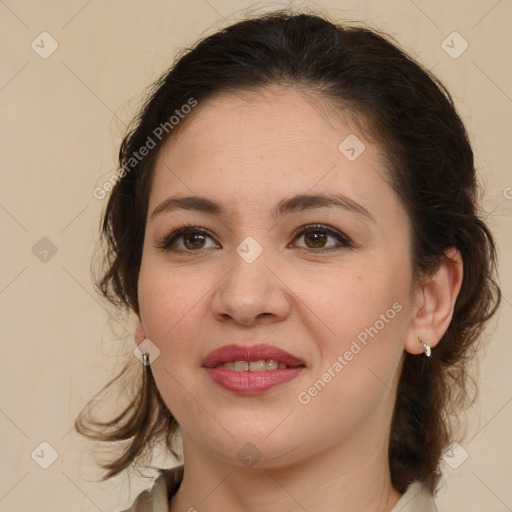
[76,10,501,512]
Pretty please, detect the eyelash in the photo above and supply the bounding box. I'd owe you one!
[156,221,353,254]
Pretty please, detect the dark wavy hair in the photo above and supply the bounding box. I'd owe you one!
[75,10,501,494]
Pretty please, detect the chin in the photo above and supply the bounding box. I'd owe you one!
[192,423,309,468]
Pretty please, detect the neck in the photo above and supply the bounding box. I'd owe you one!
[170,424,402,512]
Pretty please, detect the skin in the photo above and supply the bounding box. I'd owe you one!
[136,85,463,512]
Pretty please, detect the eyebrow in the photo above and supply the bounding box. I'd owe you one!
[149,193,374,222]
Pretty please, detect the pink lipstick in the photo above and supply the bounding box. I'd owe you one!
[202,344,306,395]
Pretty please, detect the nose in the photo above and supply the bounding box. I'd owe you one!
[210,246,291,326]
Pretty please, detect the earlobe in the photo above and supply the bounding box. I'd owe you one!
[418,336,431,357]
[405,247,463,355]
[133,318,145,345]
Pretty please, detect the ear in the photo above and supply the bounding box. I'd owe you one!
[404,247,463,355]
[133,318,145,346]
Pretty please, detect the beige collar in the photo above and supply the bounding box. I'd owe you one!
[120,465,438,512]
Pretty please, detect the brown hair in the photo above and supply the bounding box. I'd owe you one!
[76,10,501,493]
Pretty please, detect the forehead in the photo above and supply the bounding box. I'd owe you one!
[168,86,367,151]
[149,86,401,225]
[156,87,380,173]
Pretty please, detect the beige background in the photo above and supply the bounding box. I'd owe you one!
[1,0,511,510]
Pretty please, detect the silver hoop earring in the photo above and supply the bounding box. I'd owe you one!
[418,336,431,357]
[141,332,151,366]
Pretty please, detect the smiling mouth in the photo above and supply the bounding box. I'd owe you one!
[214,359,303,371]
[202,343,306,394]
[202,343,306,368]
[204,364,305,395]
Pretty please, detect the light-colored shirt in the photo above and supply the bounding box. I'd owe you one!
[117,465,438,512]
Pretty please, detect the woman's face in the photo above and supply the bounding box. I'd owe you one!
[138,86,417,468]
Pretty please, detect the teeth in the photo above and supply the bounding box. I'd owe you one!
[266,359,278,370]
[249,360,266,372]
[234,361,249,371]
[216,359,290,371]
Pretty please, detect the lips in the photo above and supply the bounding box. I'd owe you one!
[202,344,306,369]
[202,343,306,395]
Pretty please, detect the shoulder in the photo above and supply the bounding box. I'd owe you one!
[115,465,184,512]
[391,481,438,512]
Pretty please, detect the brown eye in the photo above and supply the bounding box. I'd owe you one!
[292,224,352,251]
[157,227,219,252]
[303,231,328,249]
[183,232,207,250]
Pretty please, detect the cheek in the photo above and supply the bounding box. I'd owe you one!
[295,271,407,413]
[138,254,205,328]
[297,264,409,404]
[137,259,209,423]
[295,263,403,341]
[137,258,205,367]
